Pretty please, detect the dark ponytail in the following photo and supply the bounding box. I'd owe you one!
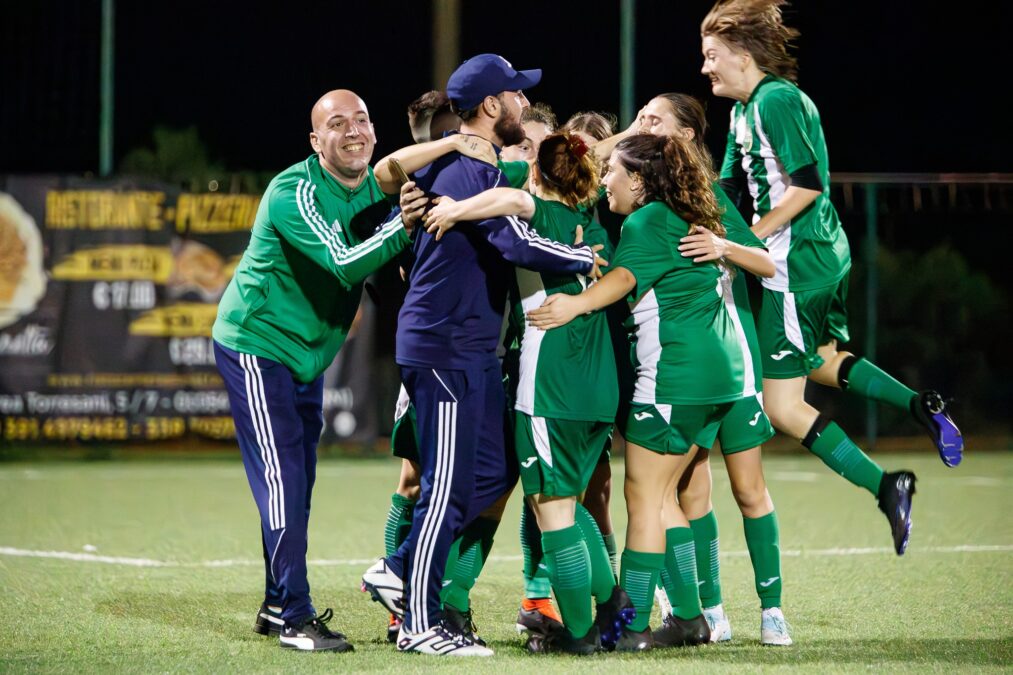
[614,133,724,236]
[535,132,600,207]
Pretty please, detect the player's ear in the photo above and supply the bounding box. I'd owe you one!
[309,131,321,154]
[482,95,500,118]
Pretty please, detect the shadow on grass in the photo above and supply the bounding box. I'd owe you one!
[95,591,269,641]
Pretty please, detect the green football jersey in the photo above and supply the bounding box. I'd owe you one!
[716,183,765,396]
[498,159,530,189]
[721,75,850,292]
[613,201,744,405]
[510,195,618,422]
[213,154,408,383]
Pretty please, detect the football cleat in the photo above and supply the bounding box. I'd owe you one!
[760,607,793,646]
[279,609,354,652]
[361,558,405,617]
[703,604,732,643]
[594,586,637,650]
[516,598,564,637]
[541,625,601,655]
[444,604,486,646]
[615,625,654,652]
[252,601,284,636]
[386,614,401,644]
[651,612,710,647]
[878,471,917,555]
[913,390,963,467]
[397,619,494,656]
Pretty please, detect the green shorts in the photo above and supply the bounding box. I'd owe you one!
[391,387,419,463]
[623,401,735,455]
[516,413,612,498]
[757,278,851,379]
[716,394,775,454]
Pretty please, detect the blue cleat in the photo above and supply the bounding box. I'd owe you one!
[878,471,917,555]
[913,390,963,467]
[594,586,637,651]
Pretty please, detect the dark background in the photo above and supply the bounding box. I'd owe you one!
[1,0,1010,438]
[2,0,1009,175]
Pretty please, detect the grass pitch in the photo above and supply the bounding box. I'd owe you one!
[1,451,1010,672]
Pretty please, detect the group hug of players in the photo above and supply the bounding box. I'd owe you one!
[215,0,963,658]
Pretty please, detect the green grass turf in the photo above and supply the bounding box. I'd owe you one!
[1,451,1010,672]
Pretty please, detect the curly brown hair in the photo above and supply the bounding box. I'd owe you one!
[701,0,800,82]
[536,132,600,208]
[614,133,724,236]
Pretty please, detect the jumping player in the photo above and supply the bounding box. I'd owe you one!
[700,0,962,557]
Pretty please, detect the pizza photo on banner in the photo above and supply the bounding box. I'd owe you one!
[0,177,377,446]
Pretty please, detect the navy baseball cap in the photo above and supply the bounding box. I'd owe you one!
[446,54,542,110]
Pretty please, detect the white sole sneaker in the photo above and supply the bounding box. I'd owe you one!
[397,623,494,656]
[760,607,793,646]
[704,604,733,643]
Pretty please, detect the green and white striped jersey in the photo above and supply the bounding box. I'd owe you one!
[510,195,618,422]
[716,184,765,397]
[721,75,850,292]
[613,201,745,406]
[213,155,406,383]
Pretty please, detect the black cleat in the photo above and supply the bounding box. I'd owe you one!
[253,601,284,636]
[444,604,487,646]
[913,390,963,467]
[878,471,917,555]
[516,604,565,639]
[279,609,354,652]
[651,613,711,647]
[386,614,401,644]
[542,626,601,655]
[615,625,654,652]
[594,586,637,651]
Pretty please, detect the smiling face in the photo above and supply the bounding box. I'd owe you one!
[701,35,751,101]
[602,150,640,215]
[500,120,552,161]
[309,90,376,187]
[638,97,684,137]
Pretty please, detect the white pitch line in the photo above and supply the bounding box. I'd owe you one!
[1,544,1010,569]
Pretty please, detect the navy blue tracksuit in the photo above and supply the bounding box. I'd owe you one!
[390,140,596,633]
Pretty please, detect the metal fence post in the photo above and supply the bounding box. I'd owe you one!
[864,183,878,448]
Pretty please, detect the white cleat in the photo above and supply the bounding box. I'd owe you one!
[361,558,405,618]
[397,621,494,656]
[703,604,733,643]
[760,607,793,646]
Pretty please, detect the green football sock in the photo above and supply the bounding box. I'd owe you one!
[521,502,551,598]
[574,503,616,602]
[384,493,415,558]
[620,549,664,632]
[744,511,782,609]
[842,357,918,412]
[662,527,703,620]
[542,525,593,638]
[689,511,722,609]
[603,532,618,580]
[804,419,884,496]
[441,516,498,611]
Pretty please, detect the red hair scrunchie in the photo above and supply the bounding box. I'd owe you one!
[567,135,589,158]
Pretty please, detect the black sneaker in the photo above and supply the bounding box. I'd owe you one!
[651,612,710,647]
[542,626,601,655]
[913,390,963,467]
[279,609,354,652]
[252,601,284,636]
[878,471,917,555]
[594,586,637,651]
[444,604,486,646]
[615,625,654,652]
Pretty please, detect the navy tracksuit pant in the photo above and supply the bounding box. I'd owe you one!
[214,341,323,624]
[387,363,517,634]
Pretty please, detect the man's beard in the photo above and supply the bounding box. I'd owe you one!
[494,110,525,147]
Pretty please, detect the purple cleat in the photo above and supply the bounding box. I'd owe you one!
[913,390,963,467]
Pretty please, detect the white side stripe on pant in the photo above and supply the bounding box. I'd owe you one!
[410,399,456,633]
[240,354,286,531]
